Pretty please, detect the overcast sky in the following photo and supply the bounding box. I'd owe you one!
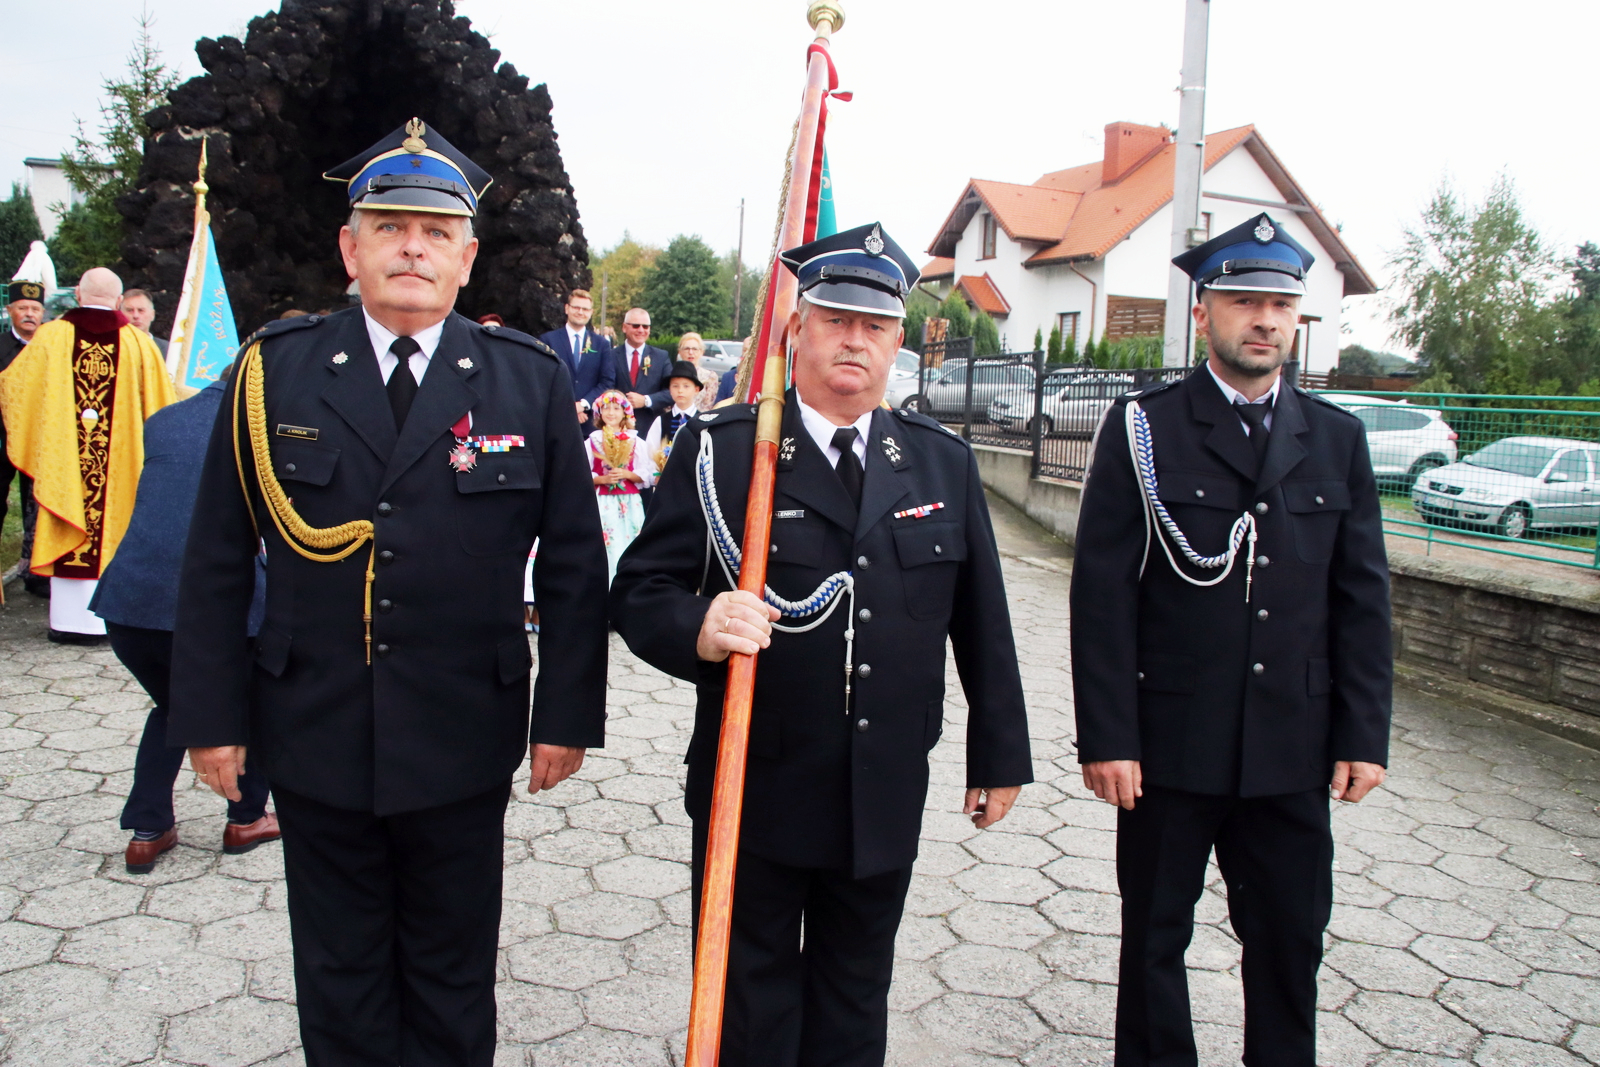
[3,0,1596,352]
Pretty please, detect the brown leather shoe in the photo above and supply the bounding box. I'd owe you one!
[124,828,178,874]
[222,813,281,855]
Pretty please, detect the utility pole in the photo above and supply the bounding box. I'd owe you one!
[600,266,609,331]
[1164,0,1210,367]
[733,197,746,338]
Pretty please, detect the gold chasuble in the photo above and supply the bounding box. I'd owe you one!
[0,308,175,577]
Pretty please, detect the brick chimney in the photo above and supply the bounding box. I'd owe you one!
[1102,122,1171,184]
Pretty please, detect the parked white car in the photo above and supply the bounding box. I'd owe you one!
[700,340,743,375]
[1411,435,1600,539]
[988,372,1136,437]
[893,358,1035,419]
[1319,394,1458,483]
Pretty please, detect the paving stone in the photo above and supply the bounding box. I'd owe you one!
[199,909,293,961]
[936,943,1050,998]
[250,954,298,1002]
[1187,968,1245,1025]
[3,1007,161,1067]
[1489,927,1600,976]
[1021,1032,1115,1065]
[0,818,65,855]
[147,876,264,925]
[945,902,1055,951]
[623,824,691,865]
[905,874,969,918]
[1185,924,1243,971]
[965,831,1060,870]
[1330,904,1420,948]
[1367,862,1471,901]
[0,961,111,1020]
[507,933,628,990]
[502,861,591,907]
[918,991,1050,1055]
[581,972,690,1036]
[1536,879,1600,918]
[113,951,247,1015]
[60,914,192,971]
[1435,978,1569,1042]
[1568,1024,1600,1064]
[527,1026,672,1066]
[496,981,585,1044]
[1435,854,1535,891]
[565,799,657,835]
[0,920,61,973]
[594,774,681,806]
[164,995,302,1067]
[552,892,662,940]
[954,864,1057,905]
[1040,888,1121,936]
[1319,1008,1385,1067]
[1503,846,1597,882]
[16,876,143,928]
[1411,934,1531,985]
[530,828,628,868]
[1346,990,1482,1056]
[1470,1034,1586,1065]
[590,855,689,898]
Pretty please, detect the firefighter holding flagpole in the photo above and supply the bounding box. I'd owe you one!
[610,12,1032,1063]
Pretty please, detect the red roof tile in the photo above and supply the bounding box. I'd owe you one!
[926,123,1376,297]
[956,274,1010,317]
[921,257,955,280]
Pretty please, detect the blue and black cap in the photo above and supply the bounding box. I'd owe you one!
[323,118,492,218]
[1173,212,1314,296]
[780,222,919,318]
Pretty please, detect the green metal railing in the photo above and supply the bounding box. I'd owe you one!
[1313,391,1600,570]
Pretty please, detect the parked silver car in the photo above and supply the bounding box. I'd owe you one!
[987,372,1136,437]
[896,358,1034,420]
[1411,435,1600,539]
[1320,394,1458,483]
[700,340,743,375]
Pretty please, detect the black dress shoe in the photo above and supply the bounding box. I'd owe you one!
[22,576,49,599]
[48,628,107,646]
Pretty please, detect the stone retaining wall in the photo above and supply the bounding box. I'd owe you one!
[973,442,1600,724]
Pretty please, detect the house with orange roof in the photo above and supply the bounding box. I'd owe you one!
[923,121,1377,372]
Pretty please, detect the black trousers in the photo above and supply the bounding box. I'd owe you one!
[109,623,270,831]
[276,781,511,1067]
[1115,786,1333,1067]
[691,820,913,1067]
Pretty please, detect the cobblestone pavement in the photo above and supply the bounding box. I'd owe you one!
[0,497,1599,1065]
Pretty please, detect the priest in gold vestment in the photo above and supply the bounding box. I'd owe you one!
[0,268,176,642]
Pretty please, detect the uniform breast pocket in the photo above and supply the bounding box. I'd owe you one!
[1283,481,1351,564]
[455,453,541,557]
[272,441,340,487]
[892,520,965,620]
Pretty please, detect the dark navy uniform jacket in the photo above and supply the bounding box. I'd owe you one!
[1070,368,1392,797]
[167,307,610,816]
[610,392,1032,878]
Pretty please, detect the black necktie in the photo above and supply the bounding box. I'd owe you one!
[1235,399,1271,475]
[387,337,421,430]
[832,427,863,509]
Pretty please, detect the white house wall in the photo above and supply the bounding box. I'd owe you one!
[939,144,1354,369]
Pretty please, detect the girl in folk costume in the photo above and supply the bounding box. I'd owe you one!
[587,390,647,582]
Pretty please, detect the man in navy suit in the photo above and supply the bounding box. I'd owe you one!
[538,289,613,421]
[611,307,673,438]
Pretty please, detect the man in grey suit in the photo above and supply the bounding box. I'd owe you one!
[122,289,169,357]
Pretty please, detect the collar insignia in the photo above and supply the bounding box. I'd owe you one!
[457,357,473,369]
[699,412,719,422]
[331,352,349,365]
[1253,217,1275,243]
[882,435,903,464]
[779,436,797,462]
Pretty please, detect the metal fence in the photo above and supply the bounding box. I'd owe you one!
[910,352,1600,571]
[1322,391,1600,570]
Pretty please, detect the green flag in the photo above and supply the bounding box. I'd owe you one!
[816,150,837,238]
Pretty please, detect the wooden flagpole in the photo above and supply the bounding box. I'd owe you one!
[684,4,843,1064]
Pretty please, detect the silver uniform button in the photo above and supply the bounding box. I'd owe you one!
[933,544,943,555]
[1256,555,1269,566]
[858,608,872,623]
[285,462,297,474]
[1255,502,1268,514]
[857,556,871,569]
[1315,495,1325,505]
[856,718,870,732]
[1137,671,1145,681]
[856,663,872,678]
[770,543,778,554]
[1252,662,1265,675]
[1257,609,1269,621]
[1195,489,1205,498]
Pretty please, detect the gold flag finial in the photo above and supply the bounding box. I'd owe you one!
[403,118,427,153]
[807,0,844,37]
[193,137,210,199]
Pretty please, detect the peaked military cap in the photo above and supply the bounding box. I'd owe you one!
[7,280,45,304]
[323,118,492,217]
[780,222,919,318]
[1173,212,1315,296]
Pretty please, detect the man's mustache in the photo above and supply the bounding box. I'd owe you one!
[830,351,870,369]
[386,261,439,281]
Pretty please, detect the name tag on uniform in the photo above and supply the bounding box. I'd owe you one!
[276,424,319,440]
[775,509,805,520]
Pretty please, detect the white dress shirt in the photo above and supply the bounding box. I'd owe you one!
[796,393,871,468]
[1206,361,1279,434]
[364,309,444,385]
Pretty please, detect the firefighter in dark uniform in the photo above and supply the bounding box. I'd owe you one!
[611,222,1033,1067]
[1071,214,1392,1067]
[168,119,609,1067]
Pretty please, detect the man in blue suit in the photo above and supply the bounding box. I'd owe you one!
[611,307,673,439]
[539,288,613,421]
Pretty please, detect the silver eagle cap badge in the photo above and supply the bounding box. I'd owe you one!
[1253,217,1275,243]
[864,225,885,256]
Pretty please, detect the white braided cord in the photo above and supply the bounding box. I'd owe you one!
[1125,400,1257,601]
[695,431,859,702]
